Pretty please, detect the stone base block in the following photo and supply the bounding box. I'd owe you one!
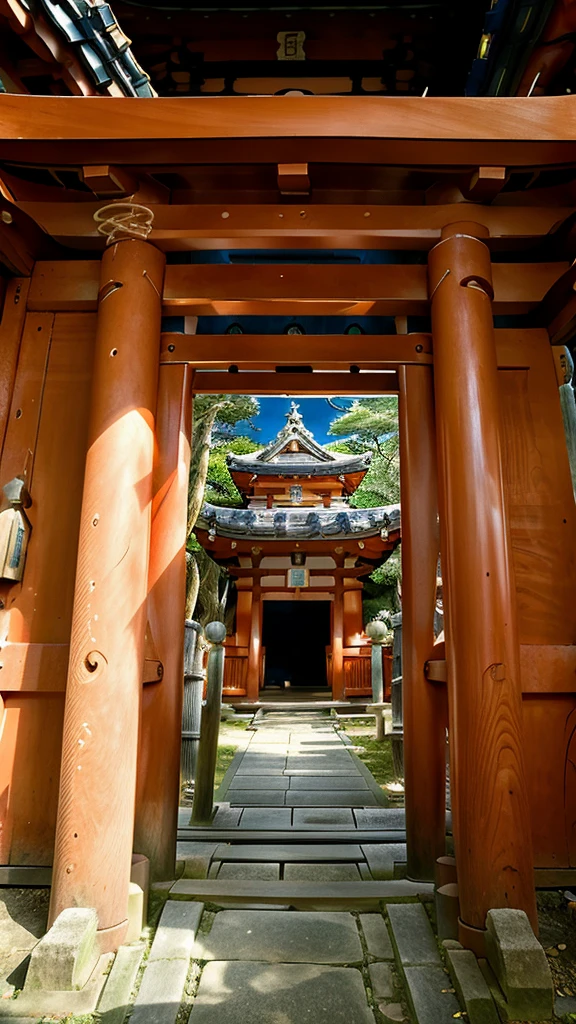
[125,883,145,944]
[24,908,98,992]
[485,909,554,1022]
[446,948,499,1024]
[0,953,113,1019]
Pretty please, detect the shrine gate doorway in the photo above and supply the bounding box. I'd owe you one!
[262,599,331,692]
[4,233,573,958]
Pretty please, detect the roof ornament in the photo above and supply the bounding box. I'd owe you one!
[94,202,154,245]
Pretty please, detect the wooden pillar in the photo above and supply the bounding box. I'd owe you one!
[398,364,446,882]
[343,584,363,646]
[428,223,537,935]
[0,278,28,460]
[246,582,262,701]
[134,363,192,881]
[49,239,165,951]
[332,579,345,700]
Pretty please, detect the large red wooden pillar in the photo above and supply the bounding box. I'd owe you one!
[246,582,262,701]
[428,223,537,937]
[135,363,192,880]
[332,578,345,700]
[398,363,445,881]
[50,239,165,951]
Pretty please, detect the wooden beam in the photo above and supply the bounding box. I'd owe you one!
[0,642,164,690]
[227,566,373,578]
[17,203,573,252]
[161,334,432,368]
[162,330,548,369]
[190,370,398,395]
[28,261,568,314]
[0,95,574,167]
[540,260,576,346]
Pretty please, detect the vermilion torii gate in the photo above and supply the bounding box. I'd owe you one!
[0,95,575,955]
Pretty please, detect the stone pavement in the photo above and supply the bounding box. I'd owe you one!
[177,710,410,883]
[0,710,508,1024]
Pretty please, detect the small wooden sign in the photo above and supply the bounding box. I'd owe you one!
[277,31,306,61]
[287,567,309,588]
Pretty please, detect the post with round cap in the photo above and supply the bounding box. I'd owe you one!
[365,619,387,740]
[428,223,537,941]
[191,621,227,826]
[49,228,165,952]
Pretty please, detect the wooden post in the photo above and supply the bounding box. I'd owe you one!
[246,582,262,702]
[343,585,363,646]
[428,223,537,935]
[398,364,446,882]
[332,578,345,700]
[191,621,226,825]
[49,238,165,951]
[134,363,192,882]
[181,618,203,790]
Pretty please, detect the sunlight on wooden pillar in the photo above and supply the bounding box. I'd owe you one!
[49,238,165,951]
[429,223,537,937]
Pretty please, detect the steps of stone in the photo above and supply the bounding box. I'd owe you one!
[170,878,434,909]
[212,843,365,862]
[178,829,407,843]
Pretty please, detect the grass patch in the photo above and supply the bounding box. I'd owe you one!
[349,736,396,787]
[214,744,238,790]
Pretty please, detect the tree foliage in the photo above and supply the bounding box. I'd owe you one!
[327,396,400,507]
[205,436,261,508]
[187,395,259,622]
[328,396,401,618]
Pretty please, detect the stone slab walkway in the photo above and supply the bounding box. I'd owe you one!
[179,710,410,883]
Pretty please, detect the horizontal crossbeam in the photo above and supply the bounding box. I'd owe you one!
[0,95,574,167]
[161,334,432,368]
[190,370,399,394]
[18,207,573,253]
[28,261,567,314]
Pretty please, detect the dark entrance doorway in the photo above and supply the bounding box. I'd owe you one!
[262,600,331,689]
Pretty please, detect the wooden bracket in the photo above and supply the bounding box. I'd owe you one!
[278,162,310,195]
[425,658,447,683]
[461,166,507,203]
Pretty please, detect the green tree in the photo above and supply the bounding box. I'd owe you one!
[186,395,259,620]
[327,396,400,507]
[204,436,261,508]
[327,396,401,618]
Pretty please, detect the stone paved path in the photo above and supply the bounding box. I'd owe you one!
[177,710,410,883]
[86,709,510,1024]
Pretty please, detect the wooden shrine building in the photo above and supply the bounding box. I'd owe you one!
[0,0,575,964]
[196,402,400,702]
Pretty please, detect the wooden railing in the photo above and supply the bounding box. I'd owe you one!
[343,646,372,696]
[222,645,248,695]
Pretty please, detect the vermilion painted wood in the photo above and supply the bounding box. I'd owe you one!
[49,240,165,950]
[0,311,95,866]
[332,577,345,701]
[27,261,568,314]
[134,363,192,882]
[0,95,574,165]
[0,279,29,460]
[398,364,446,882]
[343,587,363,647]
[498,331,576,645]
[190,371,398,395]
[20,207,574,253]
[161,334,433,368]
[429,224,537,935]
[246,582,262,702]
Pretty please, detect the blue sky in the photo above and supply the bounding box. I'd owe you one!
[236,396,354,446]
